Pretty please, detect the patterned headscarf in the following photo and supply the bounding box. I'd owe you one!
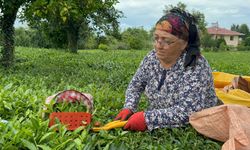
[155,8,201,67]
[155,12,189,41]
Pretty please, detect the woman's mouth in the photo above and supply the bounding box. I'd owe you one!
[157,49,165,55]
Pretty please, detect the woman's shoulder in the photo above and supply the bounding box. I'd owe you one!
[183,56,212,83]
[196,55,211,68]
[184,55,211,75]
[146,49,156,58]
[142,50,157,62]
[193,55,213,78]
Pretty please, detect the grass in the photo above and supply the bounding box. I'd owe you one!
[205,51,250,74]
[1,47,250,149]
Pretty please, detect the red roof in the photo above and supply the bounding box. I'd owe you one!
[207,27,244,36]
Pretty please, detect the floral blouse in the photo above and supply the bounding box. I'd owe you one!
[124,50,218,131]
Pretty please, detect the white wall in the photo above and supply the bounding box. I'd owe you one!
[211,35,239,47]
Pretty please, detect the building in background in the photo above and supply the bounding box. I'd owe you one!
[207,22,244,47]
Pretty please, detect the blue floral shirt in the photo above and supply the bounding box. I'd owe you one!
[124,50,218,131]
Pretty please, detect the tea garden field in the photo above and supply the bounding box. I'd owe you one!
[1,47,250,149]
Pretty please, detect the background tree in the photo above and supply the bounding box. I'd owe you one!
[121,27,151,50]
[164,2,187,11]
[231,24,249,39]
[23,0,122,53]
[14,27,53,48]
[15,27,32,47]
[231,23,250,48]
[231,24,240,32]
[243,37,250,46]
[191,10,206,33]
[200,32,214,49]
[239,24,249,39]
[0,0,34,67]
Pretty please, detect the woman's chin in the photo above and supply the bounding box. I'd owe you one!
[156,53,166,60]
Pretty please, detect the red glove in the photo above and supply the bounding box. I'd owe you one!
[123,111,147,131]
[114,109,133,121]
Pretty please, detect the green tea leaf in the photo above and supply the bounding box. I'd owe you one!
[37,145,52,150]
[74,138,82,146]
[30,117,40,129]
[3,101,12,110]
[39,132,55,143]
[4,83,13,90]
[21,139,37,150]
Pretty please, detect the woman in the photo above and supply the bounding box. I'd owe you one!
[114,8,218,131]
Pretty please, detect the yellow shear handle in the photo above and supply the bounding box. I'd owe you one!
[92,120,128,132]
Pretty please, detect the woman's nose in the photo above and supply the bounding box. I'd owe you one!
[154,42,163,49]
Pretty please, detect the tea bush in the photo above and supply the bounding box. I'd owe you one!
[1,47,250,149]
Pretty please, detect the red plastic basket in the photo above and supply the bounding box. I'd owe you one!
[49,112,91,130]
[47,90,93,130]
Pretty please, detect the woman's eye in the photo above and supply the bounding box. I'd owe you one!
[154,36,159,41]
[163,39,173,44]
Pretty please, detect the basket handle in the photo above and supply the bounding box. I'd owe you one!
[45,90,93,112]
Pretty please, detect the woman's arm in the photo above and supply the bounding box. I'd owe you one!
[124,52,153,112]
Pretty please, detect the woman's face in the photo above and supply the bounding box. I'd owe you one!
[154,29,188,65]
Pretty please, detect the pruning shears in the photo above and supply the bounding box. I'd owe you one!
[92,120,127,132]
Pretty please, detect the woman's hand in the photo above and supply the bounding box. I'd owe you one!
[123,111,147,132]
[114,109,133,121]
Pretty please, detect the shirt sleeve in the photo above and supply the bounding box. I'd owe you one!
[144,62,218,131]
[124,53,152,112]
